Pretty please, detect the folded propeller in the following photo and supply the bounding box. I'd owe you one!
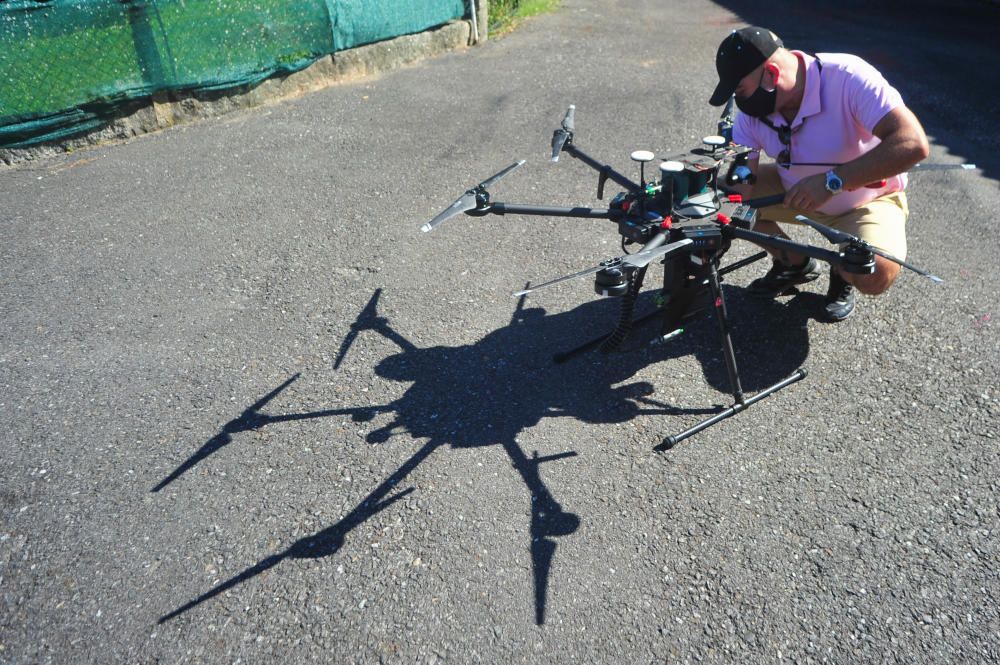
[550,105,576,162]
[421,160,526,233]
[512,238,694,297]
[795,214,943,284]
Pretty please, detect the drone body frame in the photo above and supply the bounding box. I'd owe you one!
[422,101,940,448]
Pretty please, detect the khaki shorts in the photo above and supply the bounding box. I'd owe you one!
[753,163,909,260]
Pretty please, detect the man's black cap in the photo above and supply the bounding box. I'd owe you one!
[709,26,783,106]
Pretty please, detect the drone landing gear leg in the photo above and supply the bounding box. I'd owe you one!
[656,259,807,451]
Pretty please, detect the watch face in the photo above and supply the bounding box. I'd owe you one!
[826,171,843,193]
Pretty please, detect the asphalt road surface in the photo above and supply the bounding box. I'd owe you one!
[2,0,998,662]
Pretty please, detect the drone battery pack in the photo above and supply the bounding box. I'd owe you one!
[677,224,723,252]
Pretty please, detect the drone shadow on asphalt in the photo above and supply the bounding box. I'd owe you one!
[157,283,813,626]
[664,285,818,396]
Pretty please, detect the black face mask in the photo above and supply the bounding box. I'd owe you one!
[735,69,777,118]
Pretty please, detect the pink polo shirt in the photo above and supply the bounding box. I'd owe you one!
[733,51,907,216]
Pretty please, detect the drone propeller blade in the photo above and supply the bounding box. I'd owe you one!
[795,215,943,283]
[794,214,855,245]
[421,161,525,233]
[480,159,526,189]
[718,95,735,142]
[721,95,735,121]
[512,239,693,297]
[562,104,576,132]
[551,105,576,162]
[421,191,478,232]
[512,264,605,297]
[911,162,977,172]
[551,130,569,162]
[867,246,945,284]
[622,238,693,269]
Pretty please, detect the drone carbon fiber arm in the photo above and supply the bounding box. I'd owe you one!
[723,224,845,270]
[558,142,643,197]
[482,203,622,219]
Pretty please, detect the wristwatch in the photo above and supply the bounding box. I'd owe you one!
[824,169,844,194]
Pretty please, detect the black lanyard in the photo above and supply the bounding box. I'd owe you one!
[759,54,823,143]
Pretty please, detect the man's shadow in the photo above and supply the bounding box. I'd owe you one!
[158,280,811,625]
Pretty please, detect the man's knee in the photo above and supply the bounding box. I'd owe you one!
[845,257,900,295]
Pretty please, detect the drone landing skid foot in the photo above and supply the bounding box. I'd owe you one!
[656,368,807,451]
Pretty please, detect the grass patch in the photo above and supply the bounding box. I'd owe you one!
[489,0,561,35]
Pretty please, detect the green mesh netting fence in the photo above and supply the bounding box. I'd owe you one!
[0,0,467,148]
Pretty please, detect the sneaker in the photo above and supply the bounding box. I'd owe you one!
[824,268,856,322]
[748,258,820,298]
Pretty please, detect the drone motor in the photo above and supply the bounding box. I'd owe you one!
[594,260,629,297]
[840,243,877,275]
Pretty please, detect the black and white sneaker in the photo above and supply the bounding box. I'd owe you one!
[748,258,820,298]
[824,268,856,322]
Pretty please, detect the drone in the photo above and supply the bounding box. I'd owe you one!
[420,100,950,449]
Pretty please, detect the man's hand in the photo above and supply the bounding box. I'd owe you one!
[783,172,832,211]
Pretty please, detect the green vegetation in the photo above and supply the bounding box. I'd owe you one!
[1,0,466,133]
[0,0,334,118]
[489,0,561,35]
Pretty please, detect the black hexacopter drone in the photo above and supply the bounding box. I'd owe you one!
[421,101,952,448]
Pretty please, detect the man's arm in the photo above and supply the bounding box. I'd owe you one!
[835,105,930,191]
[783,105,930,211]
